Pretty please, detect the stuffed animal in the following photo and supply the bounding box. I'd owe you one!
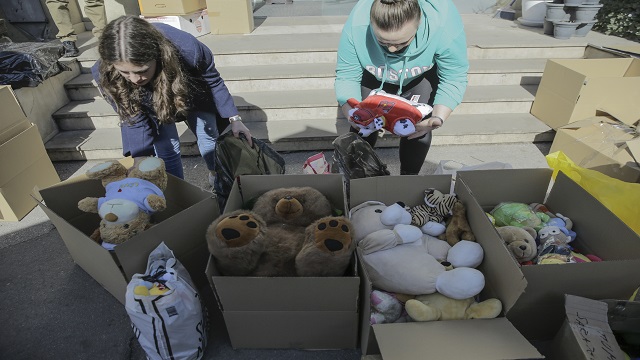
[439,200,476,246]
[529,203,577,241]
[495,226,538,264]
[405,292,502,322]
[410,188,458,237]
[77,157,168,250]
[370,290,414,324]
[347,90,433,137]
[490,202,549,231]
[206,187,355,277]
[350,201,486,299]
[536,225,574,264]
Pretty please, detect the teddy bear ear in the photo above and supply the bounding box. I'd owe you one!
[521,226,537,239]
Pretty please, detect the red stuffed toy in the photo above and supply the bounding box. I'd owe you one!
[347,91,433,137]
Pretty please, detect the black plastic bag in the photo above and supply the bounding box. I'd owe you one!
[0,42,67,88]
[332,132,390,181]
[213,132,285,211]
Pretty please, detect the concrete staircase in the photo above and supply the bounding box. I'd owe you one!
[44,14,593,161]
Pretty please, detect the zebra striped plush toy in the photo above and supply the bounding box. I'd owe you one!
[409,188,458,237]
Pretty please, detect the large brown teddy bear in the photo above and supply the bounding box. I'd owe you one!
[206,187,355,277]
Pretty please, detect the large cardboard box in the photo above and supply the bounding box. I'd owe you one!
[456,169,640,341]
[550,115,640,183]
[37,160,218,304]
[530,58,640,129]
[141,10,210,38]
[138,0,206,16]
[205,174,360,349]
[1,84,60,221]
[350,175,542,359]
[552,295,625,360]
[206,0,254,35]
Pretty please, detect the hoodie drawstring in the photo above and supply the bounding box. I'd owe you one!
[377,53,410,96]
[398,57,409,95]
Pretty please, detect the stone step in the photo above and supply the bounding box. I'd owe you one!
[53,84,538,130]
[66,58,547,100]
[45,112,552,161]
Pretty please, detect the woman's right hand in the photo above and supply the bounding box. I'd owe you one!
[230,120,253,147]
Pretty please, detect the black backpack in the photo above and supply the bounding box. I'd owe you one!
[332,132,390,181]
[213,132,285,211]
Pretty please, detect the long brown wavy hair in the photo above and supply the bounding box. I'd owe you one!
[97,16,190,124]
[371,0,421,31]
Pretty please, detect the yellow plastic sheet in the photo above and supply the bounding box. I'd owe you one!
[546,151,640,235]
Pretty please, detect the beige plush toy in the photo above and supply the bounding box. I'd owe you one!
[405,292,502,322]
[439,201,476,246]
[495,226,537,264]
[207,187,355,277]
[77,157,168,250]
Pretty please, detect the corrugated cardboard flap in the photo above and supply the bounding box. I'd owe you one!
[374,319,542,360]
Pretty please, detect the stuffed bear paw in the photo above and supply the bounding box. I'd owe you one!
[296,216,355,277]
[213,211,265,249]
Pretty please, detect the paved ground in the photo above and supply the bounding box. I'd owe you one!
[0,142,551,360]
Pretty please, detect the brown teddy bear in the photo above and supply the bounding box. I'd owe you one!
[439,201,476,246]
[495,225,537,264]
[77,157,168,250]
[206,186,355,277]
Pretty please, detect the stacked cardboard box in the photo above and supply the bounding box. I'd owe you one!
[206,0,254,34]
[205,174,360,349]
[0,85,60,221]
[139,0,211,38]
[37,158,218,304]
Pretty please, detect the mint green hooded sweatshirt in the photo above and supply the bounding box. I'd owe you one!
[335,0,469,111]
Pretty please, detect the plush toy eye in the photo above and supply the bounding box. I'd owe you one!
[123,224,130,229]
[375,209,382,213]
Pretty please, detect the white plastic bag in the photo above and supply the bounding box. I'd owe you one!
[125,242,207,360]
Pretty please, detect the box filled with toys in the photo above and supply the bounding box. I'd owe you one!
[205,174,359,349]
[349,175,542,359]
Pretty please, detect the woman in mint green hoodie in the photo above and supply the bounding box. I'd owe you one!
[335,0,468,174]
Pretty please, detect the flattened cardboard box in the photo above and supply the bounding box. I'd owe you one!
[552,295,625,360]
[349,175,542,359]
[206,0,254,35]
[1,124,60,221]
[138,0,206,16]
[37,159,217,304]
[531,58,640,129]
[206,174,360,349]
[550,115,640,183]
[457,169,640,341]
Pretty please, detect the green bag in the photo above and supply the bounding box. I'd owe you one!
[213,132,285,210]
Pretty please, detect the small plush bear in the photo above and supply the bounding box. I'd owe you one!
[347,90,433,137]
[439,200,476,246]
[77,157,168,250]
[206,187,355,277]
[495,226,538,264]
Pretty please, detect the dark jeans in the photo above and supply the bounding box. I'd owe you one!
[349,65,440,175]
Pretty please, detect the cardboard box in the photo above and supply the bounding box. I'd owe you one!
[205,174,360,349]
[1,125,60,221]
[0,85,30,138]
[550,115,640,183]
[206,0,254,35]
[456,169,640,341]
[37,160,218,304]
[138,0,206,16]
[349,175,542,359]
[552,295,625,360]
[530,58,640,129]
[141,10,210,38]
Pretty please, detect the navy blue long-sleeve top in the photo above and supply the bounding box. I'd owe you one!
[91,23,238,157]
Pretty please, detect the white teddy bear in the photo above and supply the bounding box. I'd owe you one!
[350,201,485,299]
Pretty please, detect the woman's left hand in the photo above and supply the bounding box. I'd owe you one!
[230,121,253,147]
[407,117,443,139]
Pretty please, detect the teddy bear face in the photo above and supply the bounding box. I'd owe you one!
[252,187,333,227]
[496,226,537,263]
[99,210,151,247]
